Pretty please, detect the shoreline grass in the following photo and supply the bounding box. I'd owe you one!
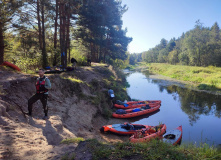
[140,63,221,91]
[62,139,221,160]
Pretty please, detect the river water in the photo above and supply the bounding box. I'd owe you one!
[125,70,221,146]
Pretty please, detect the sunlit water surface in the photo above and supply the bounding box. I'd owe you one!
[125,71,221,146]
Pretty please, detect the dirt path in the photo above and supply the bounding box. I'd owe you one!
[0,64,128,160]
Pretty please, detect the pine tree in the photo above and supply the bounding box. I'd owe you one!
[211,22,220,42]
[76,0,131,63]
[0,0,23,64]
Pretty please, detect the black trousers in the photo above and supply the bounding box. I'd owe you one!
[28,93,48,116]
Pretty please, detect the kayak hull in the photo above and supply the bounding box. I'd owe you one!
[2,61,21,71]
[112,104,160,119]
[100,123,150,135]
[163,126,182,145]
[114,100,161,109]
[126,100,161,105]
[129,124,167,143]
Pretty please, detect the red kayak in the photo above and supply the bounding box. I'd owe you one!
[100,122,150,135]
[114,100,161,109]
[2,61,21,71]
[112,104,160,119]
[163,126,183,145]
[129,124,167,143]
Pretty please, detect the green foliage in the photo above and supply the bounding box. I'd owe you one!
[76,0,132,63]
[142,20,221,67]
[15,57,41,72]
[2,0,131,70]
[113,58,129,69]
[70,40,89,66]
[89,78,113,119]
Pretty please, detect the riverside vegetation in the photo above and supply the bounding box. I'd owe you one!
[137,63,221,92]
[61,138,221,160]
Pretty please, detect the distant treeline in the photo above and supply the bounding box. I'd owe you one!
[0,0,132,69]
[137,20,221,67]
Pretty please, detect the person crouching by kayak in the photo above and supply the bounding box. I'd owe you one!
[28,69,51,120]
[108,88,115,108]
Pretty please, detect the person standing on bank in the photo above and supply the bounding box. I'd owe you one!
[28,69,51,120]
[108,88,115,108]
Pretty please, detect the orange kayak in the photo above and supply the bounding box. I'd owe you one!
[100,123,150,135]
[163,126,183,145]
[112,104,160,119]
[129,124,167,143]
[2,61,21,71]
[114,100,161,109]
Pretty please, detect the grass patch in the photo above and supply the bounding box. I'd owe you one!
[179,143,221,160]
[60,139,221,160]
[197,84,215,90]
[61,137,84,144]
[82,139,221,160]
[90,95,101,106]
[145,63,221,90]
[60,153,75,160]
[125,65,137,70]
[59,74,84,97]
[62,76,84,83]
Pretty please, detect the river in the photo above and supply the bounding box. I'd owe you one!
[125,70,221,146]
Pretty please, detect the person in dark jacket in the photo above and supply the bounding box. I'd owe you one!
[87,59,91,66]
[71,58,77,69]
[28,69,51,120]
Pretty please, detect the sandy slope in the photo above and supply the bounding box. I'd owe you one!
[0,64,127,160]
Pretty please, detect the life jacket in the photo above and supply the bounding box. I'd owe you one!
[36,77,48,93]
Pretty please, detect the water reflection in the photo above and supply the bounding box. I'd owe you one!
[125,71,221,145]
[128,109,160,123]
[140,70,221,125]
[152,82,221,124]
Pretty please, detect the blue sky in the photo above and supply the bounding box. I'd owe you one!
[121,0,221,53]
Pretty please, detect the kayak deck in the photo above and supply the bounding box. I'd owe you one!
[163,126,182,145]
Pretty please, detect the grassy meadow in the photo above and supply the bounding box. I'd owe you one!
[145,63,221,91]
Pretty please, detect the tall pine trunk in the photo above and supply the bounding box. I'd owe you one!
[66,6,70,64]
[53,0,58,66]
[37,0,42,50]
[41,2,47,68]
[0,22,4,64]
[60,2,66,68]
[103,49,106,63]
[54,0,58,49]
[59,2,63,68]
[63,4,66,68]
